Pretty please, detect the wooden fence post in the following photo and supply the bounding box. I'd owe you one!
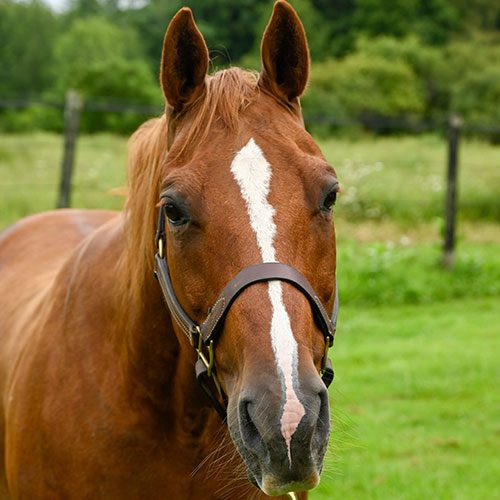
[442,114,462,269]
[57,90,82,209]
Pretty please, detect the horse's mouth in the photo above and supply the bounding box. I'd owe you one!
[260,473,320,496]
[236,439,323,496]
[246,462,320,496]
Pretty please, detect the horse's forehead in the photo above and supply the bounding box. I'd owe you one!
[202,128,322,184]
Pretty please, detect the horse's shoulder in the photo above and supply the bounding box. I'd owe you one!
[0,209,119,347]
[0,209,118,264]
[0,209,121,396]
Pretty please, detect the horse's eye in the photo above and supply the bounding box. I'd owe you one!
[322,187,338,212]
[164,203,188,226]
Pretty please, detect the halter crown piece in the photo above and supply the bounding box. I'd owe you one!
[154,197,338,420]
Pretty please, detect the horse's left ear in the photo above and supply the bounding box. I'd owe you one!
[258,0,310,103]
[160,8,209,111]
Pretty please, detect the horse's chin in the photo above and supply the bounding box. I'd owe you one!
[228,419,324,497]
[242,453,321,496]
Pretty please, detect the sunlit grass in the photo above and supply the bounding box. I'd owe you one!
[314,297,500,500]
[0,133,126,227]
[322,134,500,223]
[0,132,499,229]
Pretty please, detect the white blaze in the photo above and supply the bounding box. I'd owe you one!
[230,138,305,463]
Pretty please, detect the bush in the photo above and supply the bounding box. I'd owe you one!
[355,36,452,118]
[446,38,500,129]
[75,58,161,133]
[0,0,59,96]
[302,53,425,133]
[50,16,161,133]
[0,106,63,133]
[452,67,500,126]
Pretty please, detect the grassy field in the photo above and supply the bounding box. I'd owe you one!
[1,133,499,498]
[317,296,499,500]
[0,132,499,229]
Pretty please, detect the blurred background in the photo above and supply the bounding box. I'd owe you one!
[0,0,499,498]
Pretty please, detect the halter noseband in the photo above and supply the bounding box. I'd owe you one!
[154,198,338,420]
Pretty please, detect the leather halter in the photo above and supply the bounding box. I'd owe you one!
[153,198,338,420]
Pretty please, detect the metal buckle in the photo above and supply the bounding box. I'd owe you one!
[320,334,333,375]
[157,238,164,259]
[194,326,224,399]
[195,326,214,377]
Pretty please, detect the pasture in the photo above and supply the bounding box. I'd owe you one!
[0,132,499,498]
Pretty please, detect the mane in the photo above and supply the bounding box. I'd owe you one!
[119,67,259,314]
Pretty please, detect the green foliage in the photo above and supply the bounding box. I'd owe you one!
[50,16,160,132]
[338,242,499,306]
[185,0,269,64]
[355,36,452,117]
[452,67,500,125]
[52,16,143,92]
[351,0,461,45]
[302,34,500,131]
[0,106,62,133]
[451,0,500,31]
[120,0,183,74]
[0,0,59,96]
[303,53,425,128]
[75,58,161,133]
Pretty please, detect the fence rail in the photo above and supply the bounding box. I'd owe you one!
[2,95,500,133]
[1,91,499,268]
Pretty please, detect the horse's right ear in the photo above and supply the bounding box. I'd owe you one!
[160,8,209,111]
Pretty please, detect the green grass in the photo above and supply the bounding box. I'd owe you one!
[313,297,500,500]
[321,135,500,223]
[338,241,500,306]
[0,133,126,227]
[0,132,499,228]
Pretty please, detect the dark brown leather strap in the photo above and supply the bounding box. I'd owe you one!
[155,256,337,347]
[199,262,336,344]
[155,254,199,346]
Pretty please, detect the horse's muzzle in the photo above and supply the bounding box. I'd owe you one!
[230,376,330,496]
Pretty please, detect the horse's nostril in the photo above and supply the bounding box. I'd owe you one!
[312,386,330,448]
[239,399,264,453]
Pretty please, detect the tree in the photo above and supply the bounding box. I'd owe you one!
[52,16,144,92]
[0,0,59,96]
[51,16,160,132]
[184,0,269,64]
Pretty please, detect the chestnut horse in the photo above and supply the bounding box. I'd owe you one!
[0,2,339,498]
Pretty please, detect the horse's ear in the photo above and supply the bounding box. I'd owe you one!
[160,8,209,111]
[258,1,310,103]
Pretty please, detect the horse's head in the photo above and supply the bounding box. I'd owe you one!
[157,2,338,495]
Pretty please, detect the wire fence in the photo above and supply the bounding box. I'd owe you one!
[2,95,500,134]
[1,92,499,268]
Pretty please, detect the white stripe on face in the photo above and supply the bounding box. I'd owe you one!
[230,138,305,464]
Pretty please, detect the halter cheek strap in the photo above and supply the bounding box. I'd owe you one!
[154,202,338,420]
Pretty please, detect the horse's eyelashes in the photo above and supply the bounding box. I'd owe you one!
[324,191,337,210]
[322,185,339,213]
[164,203,189,226]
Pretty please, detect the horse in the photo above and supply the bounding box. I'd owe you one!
[0,2,339,498]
